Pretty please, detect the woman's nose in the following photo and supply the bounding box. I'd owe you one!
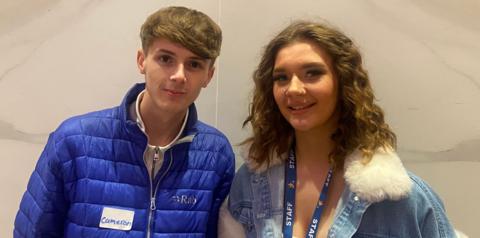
[285,76,306,96]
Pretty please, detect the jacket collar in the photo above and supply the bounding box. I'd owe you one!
[343,148,412,203]
[120,83,199,139]
[244,147,412,203]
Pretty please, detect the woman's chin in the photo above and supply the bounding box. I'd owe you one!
[289,121,312,132]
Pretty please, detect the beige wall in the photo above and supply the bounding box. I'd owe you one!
[1,0,478,237]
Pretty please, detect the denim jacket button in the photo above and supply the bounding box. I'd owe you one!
[353,196,359,201]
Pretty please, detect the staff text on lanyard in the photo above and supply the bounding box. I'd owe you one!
[283,148,333,238]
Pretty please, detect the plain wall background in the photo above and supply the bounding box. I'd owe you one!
[1,0,478,237]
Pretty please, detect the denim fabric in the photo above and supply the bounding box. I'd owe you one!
[228,162,456,238]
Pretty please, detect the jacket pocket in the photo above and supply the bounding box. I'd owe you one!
[230,202,255,234]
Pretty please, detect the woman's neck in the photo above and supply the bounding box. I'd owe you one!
[294,127,335,165]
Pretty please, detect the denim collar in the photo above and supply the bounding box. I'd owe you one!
[244,147,412,203]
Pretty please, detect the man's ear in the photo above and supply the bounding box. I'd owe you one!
[137,49,146,74]
[203,66,215,88]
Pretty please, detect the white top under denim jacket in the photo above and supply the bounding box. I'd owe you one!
[219,148,463,238]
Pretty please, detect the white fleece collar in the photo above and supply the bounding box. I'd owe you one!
[343,149,412,203]
[244,148,412,203]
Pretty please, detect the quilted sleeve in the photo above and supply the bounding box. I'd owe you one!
[206,143,235,238]
[14,132,69,238]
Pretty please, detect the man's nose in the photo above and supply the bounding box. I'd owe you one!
[170,64,187,82]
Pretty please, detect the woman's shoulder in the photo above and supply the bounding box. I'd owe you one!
[228,160,285,211]
[232,163,256,187]
[355,170,457,237]
[405,172,448,212]
[228,164,255,205]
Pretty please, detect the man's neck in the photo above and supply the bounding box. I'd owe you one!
[144,112,186,147]
[139,95,187,147]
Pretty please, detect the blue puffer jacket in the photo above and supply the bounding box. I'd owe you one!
[14,83,235,238]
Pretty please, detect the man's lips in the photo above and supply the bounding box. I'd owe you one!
[164,88,186,95]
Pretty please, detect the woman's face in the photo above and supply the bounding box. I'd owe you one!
[272,40,339,134]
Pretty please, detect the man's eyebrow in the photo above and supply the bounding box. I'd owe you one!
[189,56,208,62]
[157,49,175,55]
[155,49,208,62]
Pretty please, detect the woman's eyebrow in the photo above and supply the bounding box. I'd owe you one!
[301,62,327,70]
[273,63,327,73]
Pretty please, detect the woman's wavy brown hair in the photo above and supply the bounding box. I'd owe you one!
[243,20,396,170]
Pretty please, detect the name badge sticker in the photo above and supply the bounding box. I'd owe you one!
[99,207,135,231]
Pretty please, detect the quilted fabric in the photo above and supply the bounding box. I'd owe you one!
[14,83,235,238]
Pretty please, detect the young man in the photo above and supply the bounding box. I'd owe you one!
[14,6,234,238]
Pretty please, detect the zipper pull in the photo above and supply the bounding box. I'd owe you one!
[150,197,156,210]
[154,147,160,161]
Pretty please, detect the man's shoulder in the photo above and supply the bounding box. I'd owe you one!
[192,120,231,146]
[186,121,235,171]
[53,106,122,140]
[194,120,224,135]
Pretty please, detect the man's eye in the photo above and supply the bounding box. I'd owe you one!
[188,61,203,69]
[158,55,173,64]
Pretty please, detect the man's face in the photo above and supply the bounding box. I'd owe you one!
[137,38,214,116]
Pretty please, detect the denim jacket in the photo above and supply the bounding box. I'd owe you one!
[220,149,458,238]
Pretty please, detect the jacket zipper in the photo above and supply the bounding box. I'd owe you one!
[146,148,174,238]
[150,147,160,210]
[140,134,194,238]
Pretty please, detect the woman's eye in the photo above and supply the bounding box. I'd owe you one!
[305,69,324,78]
[273,74,288,82]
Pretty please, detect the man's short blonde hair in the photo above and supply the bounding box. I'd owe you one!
[140,6,222,64]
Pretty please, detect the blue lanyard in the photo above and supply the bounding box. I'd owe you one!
[283,148,333,238]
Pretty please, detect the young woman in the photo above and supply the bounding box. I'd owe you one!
[219,21,461,238]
